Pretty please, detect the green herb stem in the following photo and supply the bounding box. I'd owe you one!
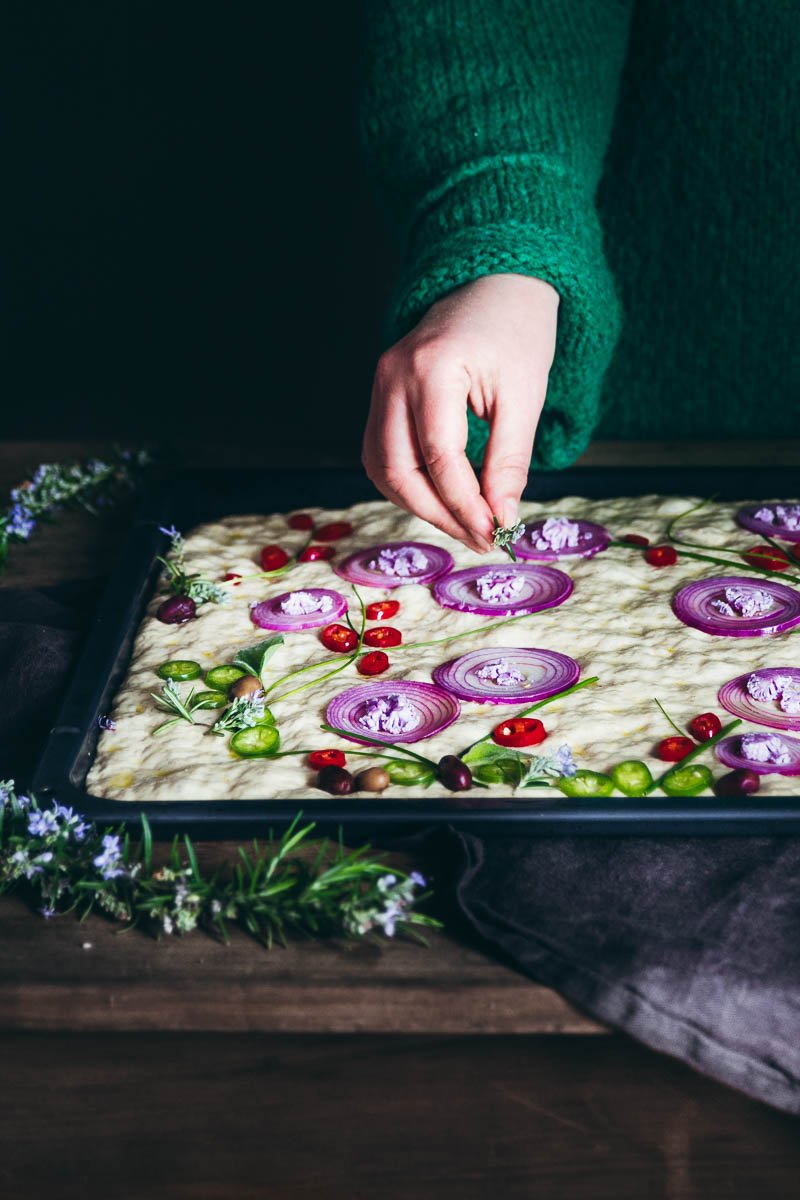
[607,539,800,586]
[644,718,742,796]
[319,722,439,769]
[457,676,600,758]
[654,697,688,738]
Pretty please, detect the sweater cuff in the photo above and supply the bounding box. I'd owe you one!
[381,166,622,470]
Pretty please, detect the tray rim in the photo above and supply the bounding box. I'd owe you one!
[32,464,800,837]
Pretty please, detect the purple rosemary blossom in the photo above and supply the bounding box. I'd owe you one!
[53,804,91,842]
[93,834,126,880]
[410,871,427,887]
[98,714,117,731]
[27,809,60,838]
[159,524,180,541]
[7,503,36,540]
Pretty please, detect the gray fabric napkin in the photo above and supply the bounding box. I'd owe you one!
[3,584,799,1115]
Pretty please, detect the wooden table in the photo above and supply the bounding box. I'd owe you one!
[2,440,799,1200]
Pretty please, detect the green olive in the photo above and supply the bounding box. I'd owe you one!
[354,766,391,793]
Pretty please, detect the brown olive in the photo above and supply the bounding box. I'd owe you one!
[228,674,263,700]
[354,766,391,793]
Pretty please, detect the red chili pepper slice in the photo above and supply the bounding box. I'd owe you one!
[491,717,547,748]
[308,749,346,770]
[366,599,401,621]
[357,650,390,676]
[260,545,290,572]
[288,513,314,530]
[622,534,650,546]
[657,736,694,761]
[299,544,335,562]
[315,522,353,542]
[741,544,791,571]
[688,712,722,742]
[363,626,402,648]
[645,545,678,567]
[221,572,242,585]
[320,623,358,653]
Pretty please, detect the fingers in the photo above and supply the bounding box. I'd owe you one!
[362,386,489,552]
[408,363,495,549]
[479,374,545,527]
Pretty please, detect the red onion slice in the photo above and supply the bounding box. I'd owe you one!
[718,668,800,731]
[715,732,800,776]
[432,564,572,616]
[514,519,611,561]
[334,542,454,589]
[326,680,460,744]
[250,588,347,631]
[432,647,580,704]
[672,576,800,637]
[737,504,800,543]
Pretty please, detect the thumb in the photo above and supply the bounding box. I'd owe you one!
[479,384,544,527]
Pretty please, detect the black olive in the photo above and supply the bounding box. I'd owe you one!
[714,768,760,797]
[156,595,197,624]
[437,755,472,792]
[317,765,354,795]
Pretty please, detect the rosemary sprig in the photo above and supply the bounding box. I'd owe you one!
[492,515,526,562]
[157,526,228,605]
[150,680,205,736]
[209,695,270,737]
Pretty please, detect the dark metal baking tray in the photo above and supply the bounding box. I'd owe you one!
[32,465,800,837]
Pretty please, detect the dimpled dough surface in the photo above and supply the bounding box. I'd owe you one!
[86,495,800,802]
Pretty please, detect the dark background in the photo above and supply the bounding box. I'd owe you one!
[6,2,399,455]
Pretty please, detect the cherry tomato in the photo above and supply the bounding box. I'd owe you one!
[299,544,335,562]
[260,545,289,572]
[741,544,791,571]
[320,623,358,653]
[657,736,694,761]
[222,572,242,585]
[309,749,346,770]
[357,650,390,676]
[688,712,722,742]
[366,599,400,621]
[645,545,678,567]
[315,521,353,542]
[622,534,650,546]
[288,513,314,531]
[491,717,547,748]
[363,626,402,648]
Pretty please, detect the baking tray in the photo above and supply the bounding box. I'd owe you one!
[33,465,800,837]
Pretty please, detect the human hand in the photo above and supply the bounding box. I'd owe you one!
[362,273,559,552]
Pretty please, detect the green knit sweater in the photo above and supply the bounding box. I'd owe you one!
[358,1,799,469]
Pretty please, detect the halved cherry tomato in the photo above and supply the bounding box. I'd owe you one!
[222,572,242,585]
[363,626,402,648]
[260,545,290,571]
[657,736,694,761]
[357,650,390,676]
[320,623,358,653]
[622,534,650,546]
[688,712,722,742]
[315,521,353,542]
[309,749,346,770]
[366,599,400,621]
[741,544,791,572]
[299,544,335,562]
[288,513,314,530]
[491,717,546,748]
[645,545,678,567]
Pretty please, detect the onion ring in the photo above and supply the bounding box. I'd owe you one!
[737,504,800,543]
[514,519,611,561]
[718,668,800,731]
[334,542,454,589]
[672,576,800,637]
[250,588,347,632]
[715,732,800,776]
[433,564,573,616]
[432,647,580,704]
[326,680,460,744]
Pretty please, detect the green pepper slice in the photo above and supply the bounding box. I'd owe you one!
[192,690,229,710]
[611,760,655,797]
[230,724,280,758]
[385,760,435,787]
[156,659,202,682]
[557,769,615,798]
[660,764,714,797]
[205,665,248,691]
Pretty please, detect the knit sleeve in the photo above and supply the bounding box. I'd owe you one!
[358,0,633,469]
